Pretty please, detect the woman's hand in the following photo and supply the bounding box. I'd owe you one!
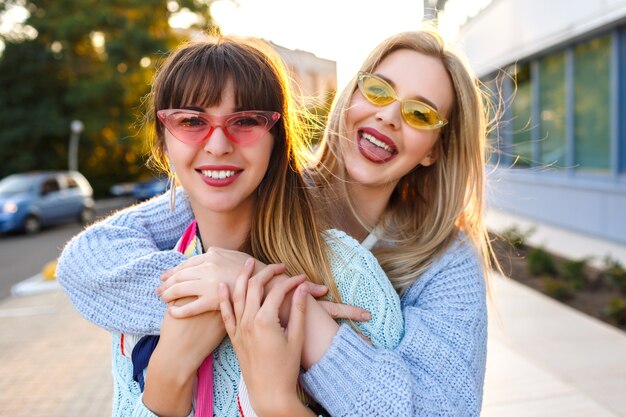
[158,247,372,323]
[219,260,315,417]
[156,247,254,318]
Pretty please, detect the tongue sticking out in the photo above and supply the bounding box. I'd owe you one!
[358,135,395,163]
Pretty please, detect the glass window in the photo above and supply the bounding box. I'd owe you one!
[539,53,566,167]
[574,35,611,172]
[511,63,533,167]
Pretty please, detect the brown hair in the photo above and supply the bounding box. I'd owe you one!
[146,36,340,302]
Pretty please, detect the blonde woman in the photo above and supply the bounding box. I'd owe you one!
[58,28,492,416]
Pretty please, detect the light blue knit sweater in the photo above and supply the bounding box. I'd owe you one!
[57,189,488,416]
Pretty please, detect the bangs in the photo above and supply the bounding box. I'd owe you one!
[156,42,283,113]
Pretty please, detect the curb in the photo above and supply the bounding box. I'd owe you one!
[11,273,61,297]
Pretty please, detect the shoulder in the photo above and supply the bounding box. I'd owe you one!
[402,233,486,307]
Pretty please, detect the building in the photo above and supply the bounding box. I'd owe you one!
[441,0,626,245]
[270,42,337,109]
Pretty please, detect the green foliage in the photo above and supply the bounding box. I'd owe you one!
[0,0,218,196]
[540,276,574,301]
[561,258,589,290]
[500,225,535,249]
[604,297,626,326]
[603,256,626,294]
[526,246,557,276]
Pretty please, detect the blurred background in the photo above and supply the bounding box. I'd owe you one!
[1,0,626,416]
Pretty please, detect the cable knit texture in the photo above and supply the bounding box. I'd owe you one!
[58,192,403,416]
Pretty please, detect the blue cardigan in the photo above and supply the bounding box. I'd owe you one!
[57,189,487,416]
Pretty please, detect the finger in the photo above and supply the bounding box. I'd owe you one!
[159,280,210,305]
[317,301,372,322]
[245,263,286,307]
[168,298,210,318]
[157,267,202,294]
[242,263,287,323]
[259,274,307,317]
[219,282,237,338]
[160,255,205,281]
[304,282,328,298]
[287,283,308,347]
[232,258,256,321]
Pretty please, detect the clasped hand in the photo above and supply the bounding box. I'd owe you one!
[156,247,371,323]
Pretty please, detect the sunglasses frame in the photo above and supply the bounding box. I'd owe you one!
[157,109,281,146]
[357,72,448,130]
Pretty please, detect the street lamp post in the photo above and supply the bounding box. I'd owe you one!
[68,119,84,172]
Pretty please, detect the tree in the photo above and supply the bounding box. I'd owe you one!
[0,0,218,195]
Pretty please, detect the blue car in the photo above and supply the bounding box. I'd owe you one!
[132,177,168,201]
[0,171,95,234]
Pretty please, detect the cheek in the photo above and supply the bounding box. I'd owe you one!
[346,95,371,128]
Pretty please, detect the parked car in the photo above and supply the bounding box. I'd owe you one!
[0,171,94,234]
[132,176,168,201]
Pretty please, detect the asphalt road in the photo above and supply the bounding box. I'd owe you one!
[0,197,134,300]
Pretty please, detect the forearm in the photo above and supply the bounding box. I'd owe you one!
[57,192,192,333]
[300,295,339,369]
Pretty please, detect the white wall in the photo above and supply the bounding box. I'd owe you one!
[452,0,626,75]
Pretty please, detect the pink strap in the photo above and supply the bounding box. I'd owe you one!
[195,354,214,417]
[177,220,214,416]
[178,220,198,253]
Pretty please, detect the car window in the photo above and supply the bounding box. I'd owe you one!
[66,176,79,189]
[0,176,37,196]
[41,178,60,194]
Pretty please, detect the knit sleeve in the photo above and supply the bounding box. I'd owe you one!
[301,238,488,417]
[324,229,403,349]
[110,333,194,417]
[57,189,193,334]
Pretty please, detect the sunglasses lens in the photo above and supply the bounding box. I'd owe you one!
[164,112,211,144]
[360,75,395,106]
[225,112,275,144]
[402,101,442,129]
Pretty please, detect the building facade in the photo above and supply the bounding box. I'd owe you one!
[442,0,626,244]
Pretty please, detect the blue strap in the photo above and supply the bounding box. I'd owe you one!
[131,335,160,391]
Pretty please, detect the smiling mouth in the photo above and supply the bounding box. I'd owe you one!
[360,131,395,153]
[199,169,239,179]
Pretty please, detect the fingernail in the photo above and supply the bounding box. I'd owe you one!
[155,288,162,295]
[245,258,255,268]
[361,312,372,321]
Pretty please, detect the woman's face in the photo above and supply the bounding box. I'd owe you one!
[164,79,274,218]
[343,49,453,190]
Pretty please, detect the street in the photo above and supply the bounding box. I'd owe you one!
[0,198,134,300]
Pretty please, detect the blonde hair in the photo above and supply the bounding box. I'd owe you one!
[146,36,340,302]
[311,29,494,294]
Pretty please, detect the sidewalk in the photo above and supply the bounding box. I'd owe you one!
[0,291,112,417]
[0,209,625,416]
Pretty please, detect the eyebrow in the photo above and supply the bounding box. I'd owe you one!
[373,73,440,111]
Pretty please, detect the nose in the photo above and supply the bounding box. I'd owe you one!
[375,100,402,129]
[203,126,234,155]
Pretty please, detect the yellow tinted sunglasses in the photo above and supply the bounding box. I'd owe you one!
[357,72,448,130]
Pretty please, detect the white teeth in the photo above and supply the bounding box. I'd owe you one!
[361,132,393,152]
[201,170,237,179]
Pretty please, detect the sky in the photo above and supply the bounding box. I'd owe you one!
[207,0,426,89]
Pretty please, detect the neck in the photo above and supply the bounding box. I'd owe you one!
[190,201,254,252]
[336,181,395,241]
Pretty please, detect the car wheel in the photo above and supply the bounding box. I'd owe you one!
[79,207,95,225]
[24,215,41,234]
